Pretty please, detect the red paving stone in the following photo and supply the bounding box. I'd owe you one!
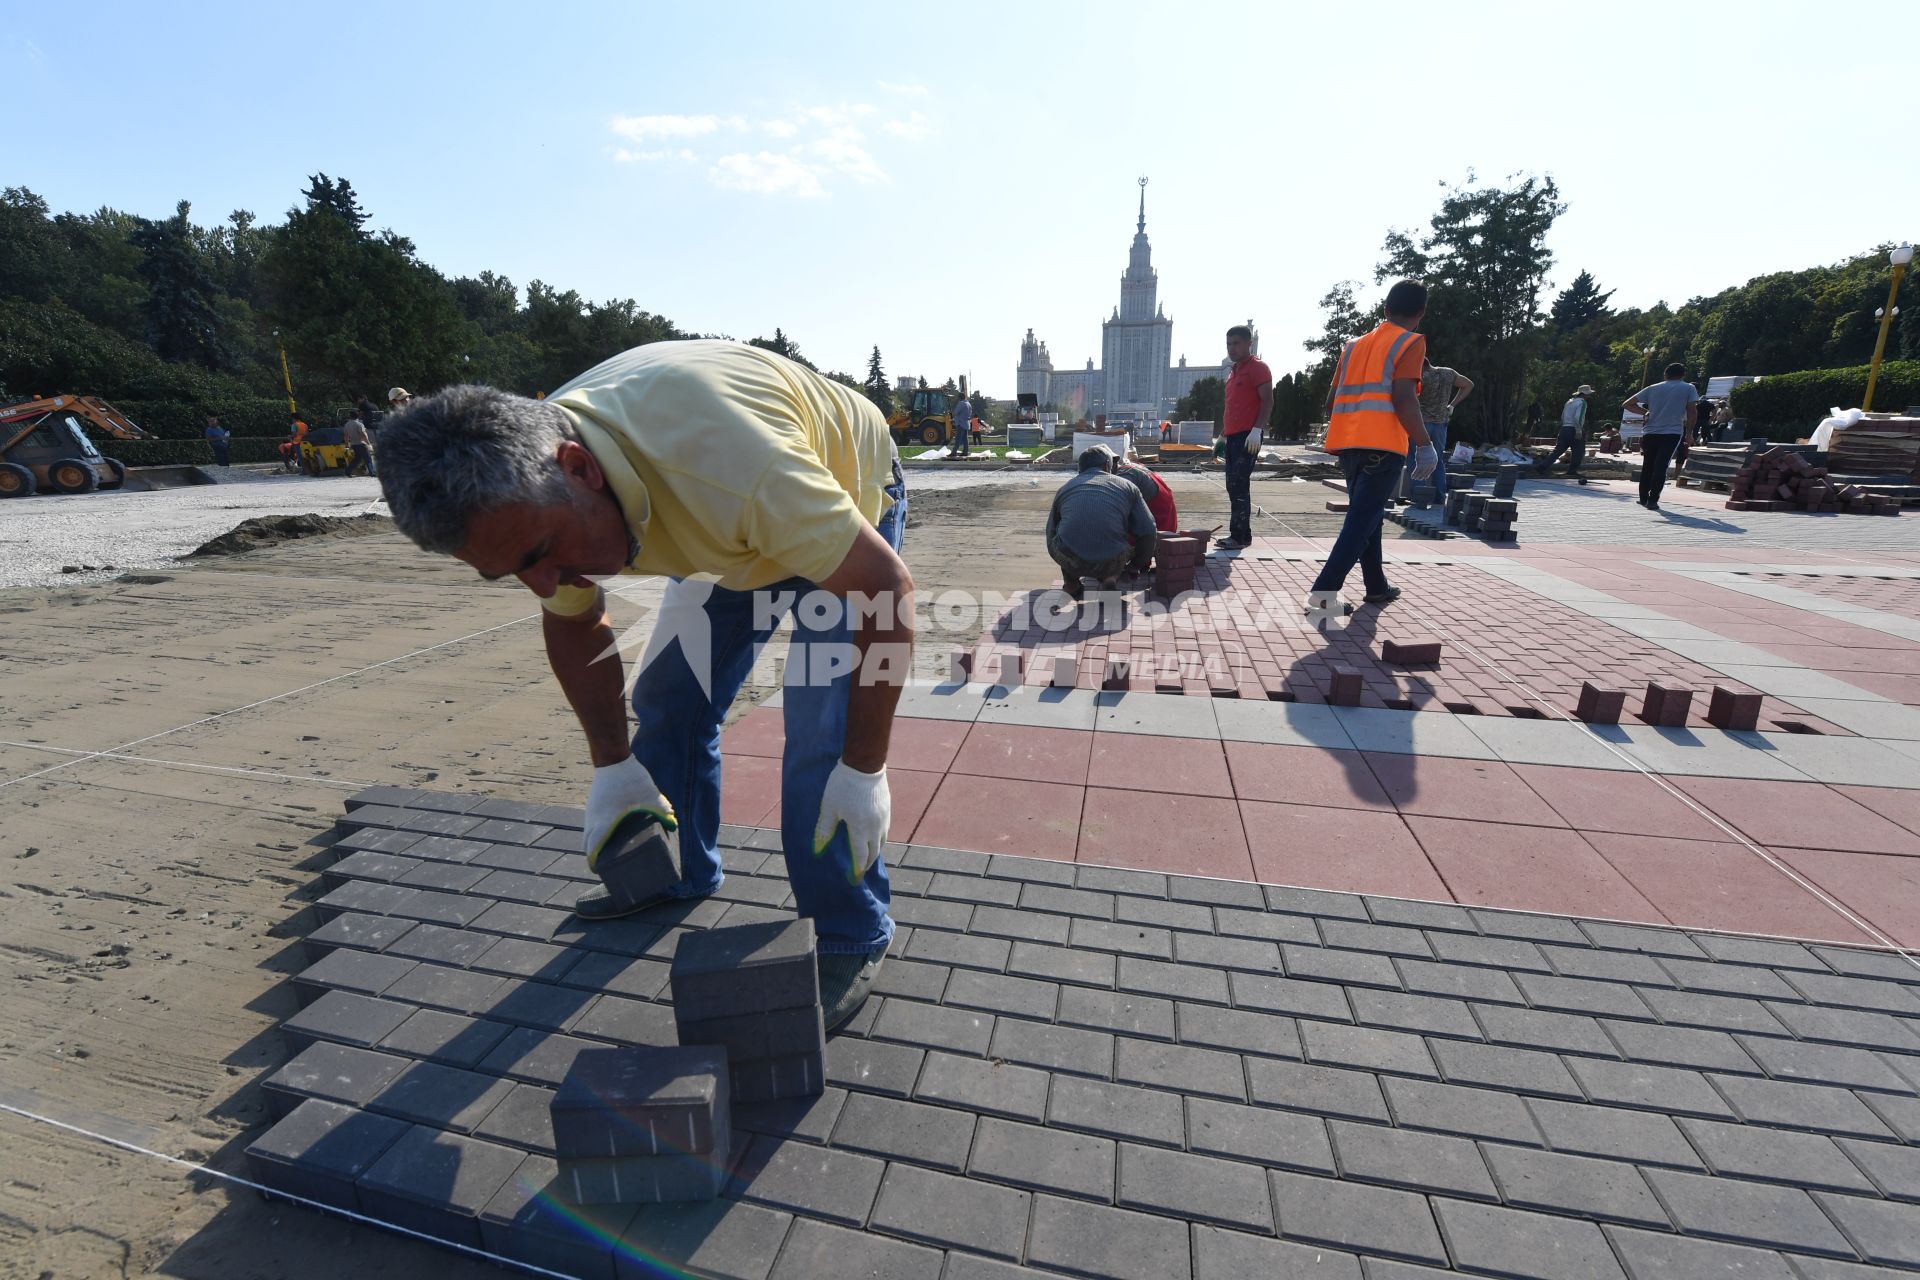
[719,705,785,758]
[1088,733,1232,798]
[950,724,1092,787]
[1764,572,1920,624]
[886,768,943,844]
[1671,776,1920,856]
[1241,802,1449,899]
[913,774,1083,861]
[1225,742,1397,811]
[719,753,782,827]
[1405,817,1667,924]
[1510,765,1736,842]
[885,717,973,774]
[1583,832,1877,945]
[1772,847,1920,949]
[1833,785,1920,840]
[1363,753,1568,829]
[1077,787,1253,879]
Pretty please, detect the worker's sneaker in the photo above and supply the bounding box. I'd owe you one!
[1364,587,1402,606]
[573,885,670,920]
[1214,538,1250,552]
[819,944,888,1033]
[1304,589,1351,617]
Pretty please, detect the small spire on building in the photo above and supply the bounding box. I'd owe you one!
[1137,176,1148,233]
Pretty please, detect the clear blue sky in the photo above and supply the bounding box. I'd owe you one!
[6,0,1914,395]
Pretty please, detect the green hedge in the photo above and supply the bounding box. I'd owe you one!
[103,436,289,467]
[1729,361,1920,433]
[111,397,304,439]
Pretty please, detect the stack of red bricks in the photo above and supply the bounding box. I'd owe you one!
[1726,447,1900,515]
[1576,680,1765,731]
[1151,534,1205,599]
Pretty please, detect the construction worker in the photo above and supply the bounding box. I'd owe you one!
[279,416,309,472]
[1537,385,1595,483]
[376,341,910,1031]
[1113,456,1179,534]
[1216,325,1272,551]
[1046,445,1157,599]
[204,414,230,468]
[947,388,973,460]
[342,413,374,477]
[1307,280,1436,614]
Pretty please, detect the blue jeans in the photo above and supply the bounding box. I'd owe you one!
[629,461,906,955]
[1406,422,1447,504]
[1311,449,1398,597]
[1223,431,1256,542]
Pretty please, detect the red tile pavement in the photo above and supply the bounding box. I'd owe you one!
[1226,742,1396,811]
[1241,801,1449,899]
[1825,671,1920,704]
[1078,788,1253,879]
[950,724,1092,787]
[1672,776,1920,856]
[1834,785,1920,840]
[1088,733,1233,798]
[1364,754,1568,829]
[885,717,973,774]
[1772,847,1920,949]
[720,753,782,827]
[1510,765,1735,842]
[1765,572,1920,624]
[1404,817,1667,924]
[886,768,943,844]
[1583,832,1877,944]
[719,705,785,758]
[913,774,1083,861]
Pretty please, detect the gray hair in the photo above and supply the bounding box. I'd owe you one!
[1077,445,1114,472]
[376,384,577,553]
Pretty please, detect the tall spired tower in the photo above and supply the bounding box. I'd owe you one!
[1100,177,1174,416]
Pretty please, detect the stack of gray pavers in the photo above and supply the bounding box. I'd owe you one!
[551,1045,731,1204]
[672,919,827,1104]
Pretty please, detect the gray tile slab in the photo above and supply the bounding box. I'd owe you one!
[265,1042,410,1114]
[1380,1076,1544,1146]
[1057,986,1176,1040]
[245,1098,412,1212]
[1394,957,1527,1005]
[1185,1095,1334,1174]
[1269,1168,1447,1265]
[1737,1036,1915,1092]
[1118,1142,1274,1231]
[1562,1057,1738,1119]
[967,1115,1116,1202]
[282,990,417,1050]
[915,1050,1049,1122]
[1813,1191,1920,1267]
[1429,1039,1584,1100]
[942,968,1059,1020]
[1642,1167,1853,1255]
[1601,1226,1798,1280]
[1176,1002,1301,1060]
[1481,1143,1669,1228]
[1047,1075,1186,1148]
[1114,1037,1246,1102]
[767,1217,942,1280]
[1008,941,1116,988]
[1329,1119,1496,1200]
[1677,1117,1877,1193]
[355,1124,527,1248]
[1229,972,1354,1022]
[733,1134,884,1226]
[1285,943,1403,990]
[1638,987,1793,1037]
[830,1091,976,1172]
[1838,1136,1920,1201]
[1710,1074,1898,1139]
[823,1035,923,1098]
[1301,1022,1438,1079]
[1430,1197,1627,1280]
[1190,1225,1364,1280]
[1027,1194,1195,1280]
[1245,1059,1390,1124]
[1473,1003,1618,1057]
[870,1161,1031,1260]
[1527,1098,1705,1169]
[873,998,995,1056]
[988,1017,1114,1078]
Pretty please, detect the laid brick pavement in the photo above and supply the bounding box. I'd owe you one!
[251,790,1920,1279]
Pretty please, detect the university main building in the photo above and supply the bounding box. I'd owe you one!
[1015,179,1237,422]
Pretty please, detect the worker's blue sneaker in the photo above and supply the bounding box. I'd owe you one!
[819,944,888,1032]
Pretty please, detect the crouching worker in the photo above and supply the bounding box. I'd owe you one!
[376,340,912,1030]
[1113,456,1179,535]
[1046,445,1156,599]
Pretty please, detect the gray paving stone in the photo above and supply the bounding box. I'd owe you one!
[823,1035,923,1098]
[1020,883,1115,919]
[478,1155,637,1279]
[1576,921,1707,959]
[1173,931,1283,974]
[1169,874,1267,909]
[733,1134,884,1226]
[1527,1098,1705,1168]
[906,928,1013,972]
[873,998,995,1056]
[1601,1226,1797,1280]
[1057,986,1175,1040]
[943,968,1059,1020]
[730,1087,847,1146]
[1269,1168,1446,1265]
[1285,943,1403,990]
[1117,896,1213,933]
[1348,988,1480,1040]
[1863,1092,1920,1142]
[293,948,419,1004]
[1764,1003,1920,1053]
[282,990,417,1051]
[1429,1039,1584,1100]
[1301,1022,1438,1079]
[245,1098,412,1212]
[968,1115,1116,1202]
[264,1042,410,1115]
[470,1083,555,1153]
[1430,1197,1626,1280]
[1244,1059,1391,1123]
[1114,1037,1246,1102]
[1076,865,1168,898]
[550,1045,725,1159]
[1330,1118,1496,1200]
[1677,1117,1877,1193]
[970,904,1071,946]
[1027,1194,1194,1280]
[1366,897,1476,933]
[479,1029,596,1087]
[1563,1057,1738,1119]
[1117,955,1230,1004]
[1185,1095,1334,1174]
[1229,972,1354,1022]
[1638,987,1793,1037]
[566,951,672,1000]
[1660,956,1805,1001]
[1813,946,1920,985]
[301,911,417,963]
[1048,1075,1186,1147]
[1784,1257,1920,1280]
[325,850,418,886]
[377,1009,512,1072]
[988,853,1079,886]
[356,1124,527,1248]
[1695,934,1825,970]
[904,844,993,875]
[830,1091,977,1171]
[1643,1167,1853,1255]
[1118,1142,1274,1230]
[393,861,495,895]
[1473,1003,1618,1057]
[989,1017,1114,1078]
[1266,885,1369,920]
[1782,971,1920,1015]
[1008,941,1116,988]
[1321,919,1434,959]
[1176,1002,1301,1060]
[1813,1191,1920,1267]
[1540,944,1674,986]
[1070,918,1175,960]
[370,1060,517,1134]
[1381,1076,1544,1145]
[1427,931,1552,973]
[1737,1036,1914,1092]
[470,900,570,943]
[1515,972,1655,1020]
[1360,1261,1461,1280]
[562,992,673,1044]
[871,957,951,1002]
[916,1050,1050,1122]
[1481,1142,1668,1228]
[383,963,508,1017]
[1394,957,1527,1004]
[1190,1225,1363,1280]
[768,1216,942,1280]
[669,918,819,1018]
[871,1161,1031,1260]
[1710,1073,1897,1138]
[1838,1136,1920,1200]
[1214,906,1321,944]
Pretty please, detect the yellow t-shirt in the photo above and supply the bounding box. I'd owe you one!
[539,340,896,616]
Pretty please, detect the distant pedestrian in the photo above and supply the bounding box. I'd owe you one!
[280,416,308,472]
[1410,357,1472,506]
[342,414,375,477]
[1046,446,1157,599]
[1307,281,1434,613]
[204,414,230,467]
[1624,364,1699,511]
[1537,385,1594,482]
[1217,324,1273,551]
[948,389,973,459]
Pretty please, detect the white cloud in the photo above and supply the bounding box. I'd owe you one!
[710,152,827,199]
[884,110,931,141]
[877,80,928,96]
[804,134,887,185]
[613,147,697,164]
[609,113,737,142]
[761,119,800,139]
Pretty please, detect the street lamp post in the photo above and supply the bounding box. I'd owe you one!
[272,329,297,417]
[1639,344,1657,391]
[1863,243,1913,413]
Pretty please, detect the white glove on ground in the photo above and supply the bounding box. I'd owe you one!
[813,761,890,884]
[1411,444,1439,481]
[584,756,676,870]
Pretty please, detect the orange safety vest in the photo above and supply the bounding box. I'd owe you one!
[1326,322,1422,453]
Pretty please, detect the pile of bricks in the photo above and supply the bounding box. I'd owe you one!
[671,918,826,1104]
[1726,447,1901,515]
[549,1045,730,1205]
[1445,492,1518,541]
[1152,534,1203,599]
[1575,679,1764,730]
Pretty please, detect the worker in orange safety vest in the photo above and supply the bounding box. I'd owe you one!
[1307,279,1436,615]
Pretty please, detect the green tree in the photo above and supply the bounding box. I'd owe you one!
[302,173,368,234]
[861,344,894,417]
[1174,375,1225,427]
[748,327,817,370]
[1550,271,1614,334]
[130,200,225,367]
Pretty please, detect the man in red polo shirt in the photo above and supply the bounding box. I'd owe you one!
[1217,324,1272,551]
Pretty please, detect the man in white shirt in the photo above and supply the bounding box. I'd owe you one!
[1535,384,1595,483]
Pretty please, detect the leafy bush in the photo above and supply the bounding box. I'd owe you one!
[112,397,300,438]
[104,436,287,466]
[1729,360,1920,432]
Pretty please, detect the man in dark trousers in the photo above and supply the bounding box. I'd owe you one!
[1624,364,1699,511]
[1215,325,1272,551]
[1307,280,1435,614]
[1046,446,1157,598]
[1537,384,1595,482]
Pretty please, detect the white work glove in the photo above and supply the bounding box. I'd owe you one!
[1411,444,1439,481]
[812,761,890,885]
[584,756,677,871]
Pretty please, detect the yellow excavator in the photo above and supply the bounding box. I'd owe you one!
[0,394,150,497]
[887,385,963,448]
